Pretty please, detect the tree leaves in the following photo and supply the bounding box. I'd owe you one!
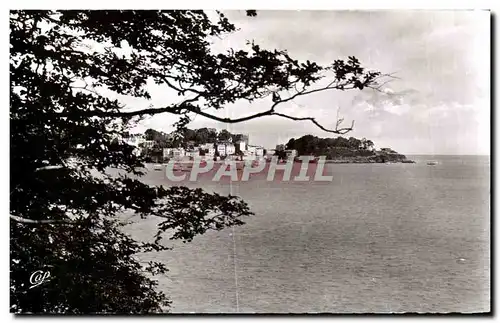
[10,10,384,313]
[10,10,255,314]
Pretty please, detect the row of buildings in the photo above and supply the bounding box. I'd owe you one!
[163,137,266,161]
[119,132,266,161]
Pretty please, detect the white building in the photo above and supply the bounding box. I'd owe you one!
[201,143,215,150]
[206,147,216,156]
[248,145,264,157]
[216,142,235,156]
[226,143,236,155]
[217,143,226,156]
[164,147,187,159]
[237,141,246,152]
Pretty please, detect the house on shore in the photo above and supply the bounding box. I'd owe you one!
[217,142,235,156]
[245,145,265,158]
[163,147,186,160]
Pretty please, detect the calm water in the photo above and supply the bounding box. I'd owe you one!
[123,155,490,313]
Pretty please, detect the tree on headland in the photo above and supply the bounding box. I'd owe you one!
[217,129,232,142]
[360,137,375,151]
[283,134,388,159]
[194,127,217,144]
[348,137,362,150]
[10,10,390,313]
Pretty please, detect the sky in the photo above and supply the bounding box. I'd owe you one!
[128,10,490,155]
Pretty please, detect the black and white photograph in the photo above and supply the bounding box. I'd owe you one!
[9,7,491,315]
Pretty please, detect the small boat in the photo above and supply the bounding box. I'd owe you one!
[426,161,438,166]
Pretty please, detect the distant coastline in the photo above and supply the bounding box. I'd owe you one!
[125,127,417,165]
[323,157,416,164]
[277,135,416,164]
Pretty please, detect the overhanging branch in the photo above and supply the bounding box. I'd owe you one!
[74,81,360,134]
[272,112,355,134]
[62,73,396,134]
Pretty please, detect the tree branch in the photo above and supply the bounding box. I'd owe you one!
[272,112,354,134]
[71,81,359,133]
[61,73,395,134]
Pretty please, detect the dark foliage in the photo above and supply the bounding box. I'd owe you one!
[285,135,376,159]
[10,10,384,313]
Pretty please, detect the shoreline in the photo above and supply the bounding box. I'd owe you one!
[151,159,417,166]
[323,159,416,164]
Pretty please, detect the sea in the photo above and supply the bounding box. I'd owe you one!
[122,155,490,313]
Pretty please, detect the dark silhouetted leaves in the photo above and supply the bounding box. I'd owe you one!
[10,9,380,314]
